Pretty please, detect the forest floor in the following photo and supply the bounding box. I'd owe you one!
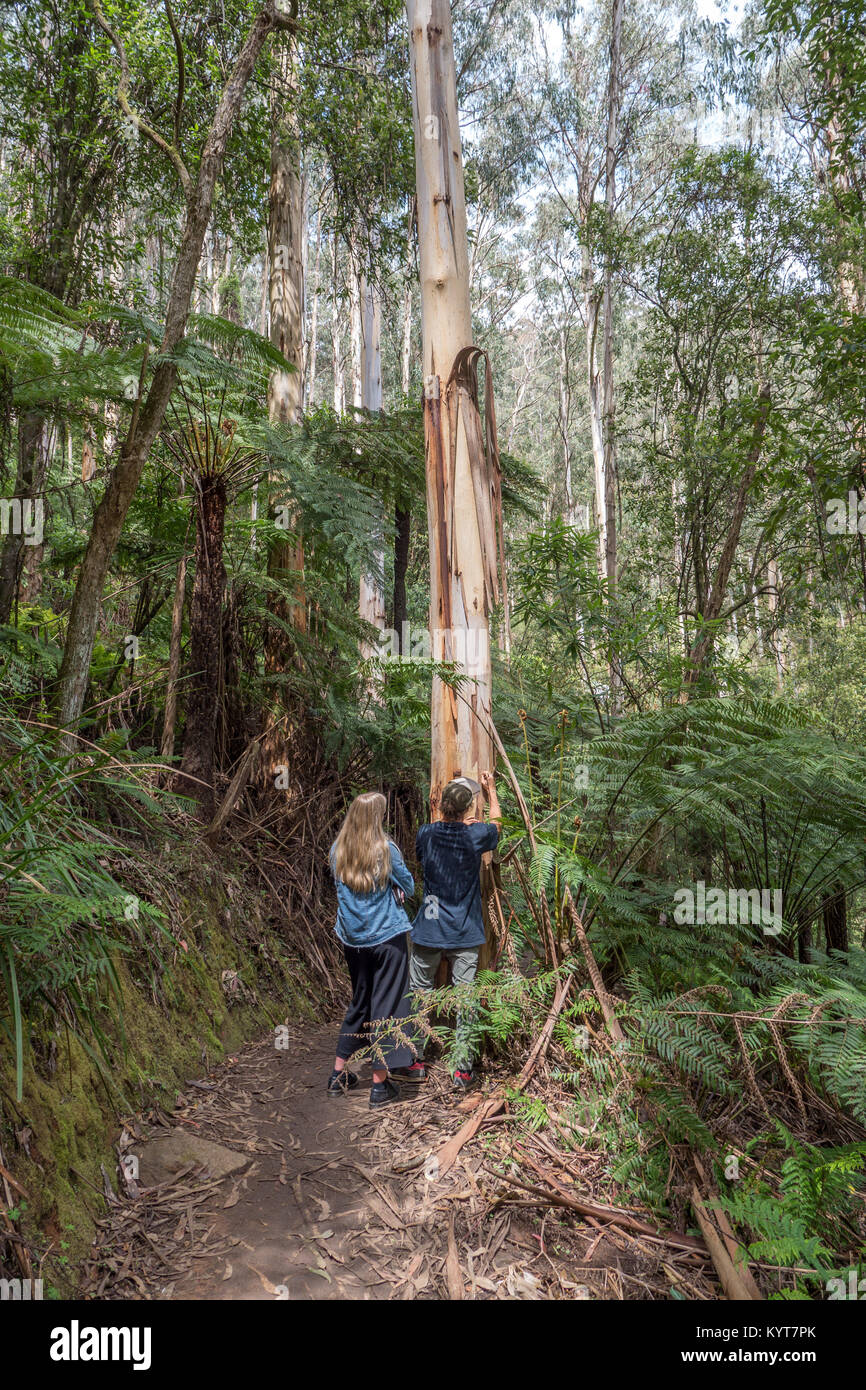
[79,1020,702,1301]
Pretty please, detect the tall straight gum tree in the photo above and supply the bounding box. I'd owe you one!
[406,0,496,813]
[358,265,387,662]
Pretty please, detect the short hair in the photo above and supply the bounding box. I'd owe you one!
[439,780,474,820]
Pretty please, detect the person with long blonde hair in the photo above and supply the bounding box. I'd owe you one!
[327,791,414,1108]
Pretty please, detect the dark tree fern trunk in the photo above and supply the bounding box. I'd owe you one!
[180,476,227,817]
[393,504,410,650]
[822,884,848,954]
[796,906,813,964]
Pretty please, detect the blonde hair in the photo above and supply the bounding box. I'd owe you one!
[334,792,392,894]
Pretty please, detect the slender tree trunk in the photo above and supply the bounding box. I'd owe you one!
[358,266,387,663]
[349,248,363,412]
[401,195,415,397]
[306,200,322,407]
[584,270,607,586]
[406,0,495,811]
[823,884,848,954]
[0,412,54,623]
[331,231,344,413]
[268,36,304,427]
[160,550,187,764]
[259,225,269,336]
[682,386,772,694]
[557,326,573,523]
[55,1,283,740]
[393,202,414,655]
[262,25,306,782]
[393,504,410,652]
[179,475,227,813]
[602,0,622,706]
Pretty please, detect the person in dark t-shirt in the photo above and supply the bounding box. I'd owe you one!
[397,771,501,1091]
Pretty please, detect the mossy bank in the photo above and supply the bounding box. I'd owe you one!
[0,835,322,1298]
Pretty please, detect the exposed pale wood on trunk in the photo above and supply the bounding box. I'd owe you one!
[406,0,497,810]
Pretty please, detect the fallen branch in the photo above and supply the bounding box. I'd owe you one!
[690,1183,762,1301]
[691,1155,763,1301]
[491,1171,707,1255]
[206,739,261,842]
[564,887,624,1044]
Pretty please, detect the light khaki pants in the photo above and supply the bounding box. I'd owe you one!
[409,943,480,1069]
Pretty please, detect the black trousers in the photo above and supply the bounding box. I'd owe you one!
[335,933,412,1072]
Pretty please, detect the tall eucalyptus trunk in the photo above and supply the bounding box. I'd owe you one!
[406,0,496,811]
[358,264,386,664]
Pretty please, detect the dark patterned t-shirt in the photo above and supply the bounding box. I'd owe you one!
[411,821,499,949]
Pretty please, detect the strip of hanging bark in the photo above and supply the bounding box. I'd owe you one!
[447,346,507,610]
[424,376,458,728]
[690,1183,762,1300]
[483,351,511,655]
[434,971,573,1177]
[563,887,624,1045]
[205,739,261,842]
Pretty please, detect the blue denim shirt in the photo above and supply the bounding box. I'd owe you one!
[329,838,415,948]
[411,821,499,949]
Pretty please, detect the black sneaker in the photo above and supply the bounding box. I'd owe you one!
[327,1068,359,1097]
[369,1079,402,1109]
[452,1068,473,1092]
[391,1060,428,1083]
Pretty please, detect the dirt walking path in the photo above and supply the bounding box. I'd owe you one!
[81,1023,700,1301]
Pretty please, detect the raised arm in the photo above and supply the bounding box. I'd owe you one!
[480,770,502,824]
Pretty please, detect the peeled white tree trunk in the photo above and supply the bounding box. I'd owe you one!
[268,39,304,429]
[306,202,322,407]
[401,195,415,396]
[406,0,495,810]
[584,268,607,588]
[331,230,345,413]
[358,267,387,660]
[349,248,363,412]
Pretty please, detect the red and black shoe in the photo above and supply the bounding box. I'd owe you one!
[392,1060,428,1083]
[452,1068,473,1092]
